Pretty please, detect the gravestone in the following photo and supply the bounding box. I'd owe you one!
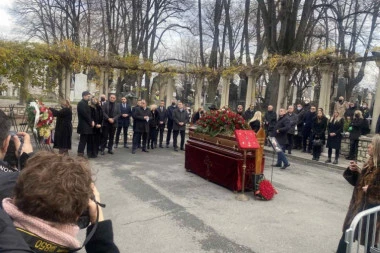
[74,73,88,100]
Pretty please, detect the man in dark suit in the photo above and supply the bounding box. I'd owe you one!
[157,100,167,148]
[173,102,188,151]
[115,97,132,148]
[285,105,297,154]
[275,108,291,169]
[264,105,277,138]
[77,91,94,156]
[132,99,151,154]
[101,94,120,155]
[166,99,177,148]
[132,99,142,148]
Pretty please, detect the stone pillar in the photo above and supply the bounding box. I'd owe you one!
[371,61,380,133]
[292,85,298,105]
[318,66,333,115]
[194,78,203,111]
[165,77,175,107]
[65,68,71,100]
[60,66,66,99]
[245,74,256,110]
[276,67,289,114]
[104,71,109,98]
[220,77,230,108]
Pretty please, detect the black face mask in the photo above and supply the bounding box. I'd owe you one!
[339,99,343,102]
[172,102,176,106]
[101,97,105,102]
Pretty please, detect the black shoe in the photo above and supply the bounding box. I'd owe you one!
[274,164,281,167]
[114,144,118,148]
[132,150,136,154]
[315,157,319,161]
[151,145,154,149]
[174,147,178,152]
[325,158,331,163]
[180,148,185,151]
[124,144,129,148]
[288,151,292,155]
[333,159,338,164]
[147,146,150,149]
[101,151,105,155]
[142,149,149,153]
[108,150,114,154]
[281,164,290,169]
[159,145,163,148]
[166,144,169,148]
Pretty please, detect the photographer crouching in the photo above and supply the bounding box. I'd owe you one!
[0,152,119,252]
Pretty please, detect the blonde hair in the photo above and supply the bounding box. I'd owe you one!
[60,99,71,108]
[249,111,262,124]
[150,104,157,110]
[354,110,363,119]
[330,110,341,123]
[371,135,380,169]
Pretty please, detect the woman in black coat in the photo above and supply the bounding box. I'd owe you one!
[346,110,364,161]
[49,99,72,155]
[311,109,327,161]
[249,111,262,133]
[148,104,159,149]
[88,97,103,158]
[325,111,344,164]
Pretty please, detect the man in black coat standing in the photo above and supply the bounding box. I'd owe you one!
[132,99,151,154]
[264,105,277,139]
[166,99,177,148]
[115,97,132,148]
[243,104,256,122]
[101,94,120,155]
[274,108,291,169]
[172,102,189,151]
[157,100,167,148]
[302,106,316,153]
[285,105,298,154]
[294,103,305,149]
[77,91,94,156]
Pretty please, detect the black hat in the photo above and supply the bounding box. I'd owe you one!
[82,91,91,97]
[208,104,218,110]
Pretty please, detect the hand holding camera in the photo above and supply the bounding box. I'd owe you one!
[88,184,104,224]
[10,131,33,157]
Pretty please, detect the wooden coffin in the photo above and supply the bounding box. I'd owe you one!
[185,128,265,192]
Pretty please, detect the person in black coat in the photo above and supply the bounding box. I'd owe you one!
[88,97,103,158]
[157,100,167,148]
[77,91,94,156]
[148,104,159,149]
[264,105,277,139]
[325,111,344,164]
[172,102,189,151]
[285,105,297,154]
[132,99,142,148]
[101,94,120,155]
[115,97,132,148]
[346,110,364,160]
[302,105,316,153]
[166,99,177,148]
[132,99,151,153]
[344,102,357,120]
[274,108,290,169]
[192,107,203,125]
[49,99,72,155]
[311,109,327,161]
[243,104,256,122]
[249,111,262,133]
[294,103,305,149]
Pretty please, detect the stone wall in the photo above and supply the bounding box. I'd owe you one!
[340,134,372,162]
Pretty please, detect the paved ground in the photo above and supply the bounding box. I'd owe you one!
[65,134,353,253]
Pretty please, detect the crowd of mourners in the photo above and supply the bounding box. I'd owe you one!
[1,91,380,252]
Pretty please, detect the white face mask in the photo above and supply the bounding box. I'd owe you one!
[297,107,301,110]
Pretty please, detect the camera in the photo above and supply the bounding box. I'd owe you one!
[9,131,23,143]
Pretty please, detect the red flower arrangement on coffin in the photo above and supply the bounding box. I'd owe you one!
[255,180,278,200]
[195,109,249,137]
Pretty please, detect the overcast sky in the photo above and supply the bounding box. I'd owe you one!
[0,0,14,38]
